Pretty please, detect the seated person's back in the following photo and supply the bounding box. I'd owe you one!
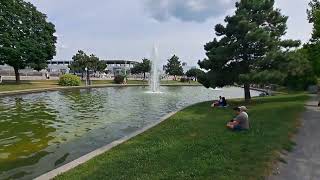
[227,107,250,130]
[235,111,249,130]
[221,97,227,107]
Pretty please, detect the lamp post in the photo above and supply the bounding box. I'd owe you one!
[85,67,88,86]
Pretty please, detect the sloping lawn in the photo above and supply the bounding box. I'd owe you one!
[56,94,308,180]
[0,80,59,92]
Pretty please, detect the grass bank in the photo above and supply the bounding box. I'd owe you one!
[56,94,308,180]
[0,80,59,92]
[0,80,200,92]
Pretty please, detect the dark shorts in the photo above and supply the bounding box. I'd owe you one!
[233,125,247,131]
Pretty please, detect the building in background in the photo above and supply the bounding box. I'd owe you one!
[0,59,140,79]
[102,60,139,76]
[48,59,139,76]
[47,60,71,74]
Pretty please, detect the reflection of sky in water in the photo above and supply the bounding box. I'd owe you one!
[0,86,260,179]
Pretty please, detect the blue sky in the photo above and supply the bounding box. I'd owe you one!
[28,0,312,66]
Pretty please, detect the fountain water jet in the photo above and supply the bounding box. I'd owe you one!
[149,45,161,93]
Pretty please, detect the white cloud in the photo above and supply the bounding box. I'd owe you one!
[26,0,312,66]
[144,0,236,22]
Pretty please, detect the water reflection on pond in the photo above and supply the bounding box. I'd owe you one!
[0,86,259,179]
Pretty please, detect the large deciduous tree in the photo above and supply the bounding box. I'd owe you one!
[198,0,299,100]
[164,55,183,80]
[130,58,151,80]
[0,0,56,82]
[69,50,106,81]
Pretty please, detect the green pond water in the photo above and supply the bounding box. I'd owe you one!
[0,86,259,179]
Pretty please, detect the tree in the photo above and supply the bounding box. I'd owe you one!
[164,55,183,80]
[0,0,56,82]
[283,50,317,89]
[130,58,151,80]
[87,54,107,79]
[70,50,88,79]
[185,68,204,81]
[308,0,320,42]
[198,0,299,100]
[69,50,106,82]
[305,0,320,76]
[302,43,320,76]
[240,50,317,90]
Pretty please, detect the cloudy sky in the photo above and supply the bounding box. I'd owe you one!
[28,0,312,66]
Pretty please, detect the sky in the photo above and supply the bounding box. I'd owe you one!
[28,0,312,66]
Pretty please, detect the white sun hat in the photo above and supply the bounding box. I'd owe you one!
[239,106,248,112]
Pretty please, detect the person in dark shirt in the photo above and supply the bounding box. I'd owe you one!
[211,96,228,107]
[221,97,227,107]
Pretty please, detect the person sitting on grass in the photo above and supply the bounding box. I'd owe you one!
[221,97,227,107]
[227,106,250,131]
[211,96,228,108]
[211,96,223,107]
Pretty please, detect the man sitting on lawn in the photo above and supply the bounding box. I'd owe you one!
[227,106,250,131]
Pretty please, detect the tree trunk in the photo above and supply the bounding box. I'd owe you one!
[244,83,251,101]
[143,72,146,80]
[14,67,20,83]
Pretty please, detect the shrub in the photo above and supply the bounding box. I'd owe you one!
[58,74,81,86]
[180,77,188,83]
[114,75,125,84]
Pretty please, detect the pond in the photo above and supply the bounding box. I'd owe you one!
[0,86,260,179]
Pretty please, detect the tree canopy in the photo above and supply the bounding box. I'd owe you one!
[305,0,320,76]
[164,55,184,80]
[308,0,320,42]
[185,68,204,81]
[130,58,151,79]
[69,50,107,80]
[198,0,300,100]
[0,0,57,82]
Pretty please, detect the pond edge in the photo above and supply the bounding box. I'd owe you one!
[0,84,202,97]
[34,109,183,180]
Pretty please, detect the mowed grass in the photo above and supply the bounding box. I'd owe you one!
[0,80,59,92]
[56,94,308,180]
[0,80,200,92]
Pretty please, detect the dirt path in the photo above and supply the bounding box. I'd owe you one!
[269,95,320,180]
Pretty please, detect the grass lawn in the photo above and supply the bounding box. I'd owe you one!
[0,80,200,92]
[0,80,59,92]
[56,94,308,180]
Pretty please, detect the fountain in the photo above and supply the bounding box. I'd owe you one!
[149,45,160,93]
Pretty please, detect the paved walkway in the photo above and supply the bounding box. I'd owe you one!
[269,95,320,180]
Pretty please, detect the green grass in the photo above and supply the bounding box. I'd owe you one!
[0,80,60,92]
[56,94,308,180]
[0,80,200,92]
